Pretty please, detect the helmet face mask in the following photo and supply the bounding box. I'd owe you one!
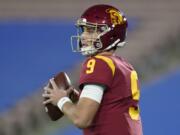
[71,4,128,56]
[71,21,109,56]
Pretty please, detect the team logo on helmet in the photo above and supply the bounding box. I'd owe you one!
[106,8,124,26]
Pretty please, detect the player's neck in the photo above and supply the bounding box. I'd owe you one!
[87,50,115,58]
[97,50,114,56]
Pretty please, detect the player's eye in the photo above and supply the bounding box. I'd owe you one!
[82,26,96,33]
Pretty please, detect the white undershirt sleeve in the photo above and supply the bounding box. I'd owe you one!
[80,84,105,104]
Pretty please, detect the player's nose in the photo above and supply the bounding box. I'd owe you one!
[81,33,91,43]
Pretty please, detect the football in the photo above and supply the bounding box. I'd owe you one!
[44,72,71,121]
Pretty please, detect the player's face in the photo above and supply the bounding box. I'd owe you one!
[80,26,101,47]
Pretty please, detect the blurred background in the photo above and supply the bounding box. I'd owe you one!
[0,0,180,135]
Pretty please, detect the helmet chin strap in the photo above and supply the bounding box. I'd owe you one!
[117,41,126,47]
[104,39,125,51]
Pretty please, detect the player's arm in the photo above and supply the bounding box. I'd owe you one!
[61,84,104,129]
[62,97,99,128]
[42,78,104,128]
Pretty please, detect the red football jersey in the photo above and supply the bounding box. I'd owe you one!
[79,54,143,135]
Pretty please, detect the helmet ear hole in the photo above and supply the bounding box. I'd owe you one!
[110,35,117,43]
[110,37,114,41]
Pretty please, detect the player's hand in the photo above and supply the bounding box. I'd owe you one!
[42,78,73,106]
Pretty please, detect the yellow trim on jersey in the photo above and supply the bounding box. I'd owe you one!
[129,106,140,120]
[130,71,140,100]
[95,55,115,76]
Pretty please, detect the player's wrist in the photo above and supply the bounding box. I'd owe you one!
[57,97,72,112]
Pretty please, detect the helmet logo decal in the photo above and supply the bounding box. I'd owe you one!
[106,8,124,26]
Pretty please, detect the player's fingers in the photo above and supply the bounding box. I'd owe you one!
[68,87,79,96]
[66,87,74,95]
[46,82,50,88]
[49,78,58,90]
[42,93,51,98]
[44,87,52,93]
[70,87,79,94]
[73,89,80,96]
[43,99,52,104]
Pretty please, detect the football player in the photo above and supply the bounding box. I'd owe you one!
[43,4,143,135]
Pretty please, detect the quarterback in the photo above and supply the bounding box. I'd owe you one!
[43,4,143,135]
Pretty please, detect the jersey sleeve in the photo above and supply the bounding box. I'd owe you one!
[79,55,115,90]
